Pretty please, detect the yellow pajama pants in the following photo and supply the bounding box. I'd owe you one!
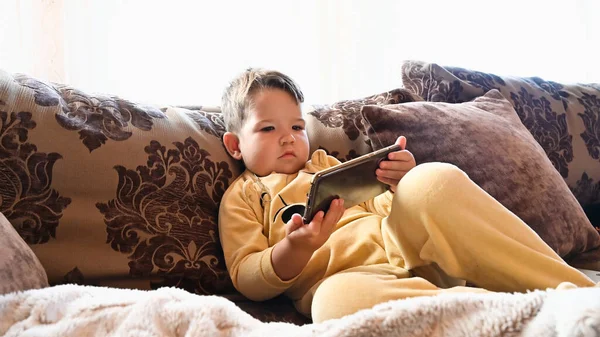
[310,163,595,323]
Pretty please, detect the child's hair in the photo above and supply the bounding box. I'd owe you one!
[221,68,304,133]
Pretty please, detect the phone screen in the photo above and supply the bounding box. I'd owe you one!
[303,144,401,223]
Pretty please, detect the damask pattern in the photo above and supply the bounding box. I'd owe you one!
[96,137,235,294]
[183,110,226,139]
[14,74,167,152]
[0,106,71,244]
[582,83,600,91]
[450,67,571,112]
[401,63,464,103]
[451,67,506,92]
[510,88,572,178]
[430,80,465,104]
[529,77,571,110]
[571,172,600,207]
[14,74,61,107]
[54,86,167,152]
[309,89,420,141]
[578,93,600,160]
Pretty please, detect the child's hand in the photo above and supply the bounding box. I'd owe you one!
[285,199,345,252]
[271,199,345,280]
[376,136,416,193]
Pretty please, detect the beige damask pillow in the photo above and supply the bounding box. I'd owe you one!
[0,66,420,300]
[305,89,422,161]
[0,212,48,294]
[401,60,600,207]
[0,69,243,295]
[361,90,600,259]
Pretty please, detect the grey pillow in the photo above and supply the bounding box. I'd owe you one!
[401,60,600,207]
[0,212,48,294]
[360,90,600,259]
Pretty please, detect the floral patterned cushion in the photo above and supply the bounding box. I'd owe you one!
[305,89,422,161]
[0,69,244,295]
[3,69,414,322]
[0,212,48,294]
[361,90,600,259]
[401,60,600,207]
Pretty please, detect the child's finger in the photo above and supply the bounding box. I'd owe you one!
[332,199,345,221]
[385,150,413,162]
[395,136,407,150]
[309,211,325,229]
[376,168,410,180]
[322,199,344,232]
[332,200,345,223]
[286,213,305,235]
[292,213,305,230]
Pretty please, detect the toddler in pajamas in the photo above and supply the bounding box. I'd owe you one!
[218,68,595,322]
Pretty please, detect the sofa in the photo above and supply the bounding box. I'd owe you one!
[1,60,600,329]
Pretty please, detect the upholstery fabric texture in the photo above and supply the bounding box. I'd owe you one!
[0,69,242,295]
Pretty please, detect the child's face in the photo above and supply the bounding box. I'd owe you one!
[233,88,310,176]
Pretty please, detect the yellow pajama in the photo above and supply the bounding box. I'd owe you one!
[218,151,594,324]
[310,163,593,322]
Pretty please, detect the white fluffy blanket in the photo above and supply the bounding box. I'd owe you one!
[1,285,599,337]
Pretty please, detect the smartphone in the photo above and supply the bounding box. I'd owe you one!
[303,143,402,223]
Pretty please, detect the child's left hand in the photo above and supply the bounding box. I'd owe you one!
[375,136,416,193]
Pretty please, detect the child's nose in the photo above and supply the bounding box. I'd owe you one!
[280,133,296,145]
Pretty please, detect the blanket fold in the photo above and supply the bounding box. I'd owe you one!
[1,285,599,337]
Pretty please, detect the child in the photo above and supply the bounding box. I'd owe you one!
[218,68,595,323]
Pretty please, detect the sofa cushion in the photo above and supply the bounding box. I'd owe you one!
[0,68,413,301]
[401,60,600,207]
[0,212,48,294]
[360,90,600,259]
[0,69,244,295]
[305,89,422,161]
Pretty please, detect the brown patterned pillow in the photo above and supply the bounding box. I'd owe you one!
[305,89,422,162]
[361,89,600,259]
[401,60,600,207]
[0,212,48,294]
[0,69,243,295]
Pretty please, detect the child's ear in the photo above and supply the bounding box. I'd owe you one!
[223,132,243,160]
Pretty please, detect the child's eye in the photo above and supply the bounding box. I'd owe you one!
[260,126,274,132]
[292,125,304,131]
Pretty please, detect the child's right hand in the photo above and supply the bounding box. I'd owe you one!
[285,198,345,252]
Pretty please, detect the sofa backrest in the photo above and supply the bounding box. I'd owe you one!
[0,69,420,294]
